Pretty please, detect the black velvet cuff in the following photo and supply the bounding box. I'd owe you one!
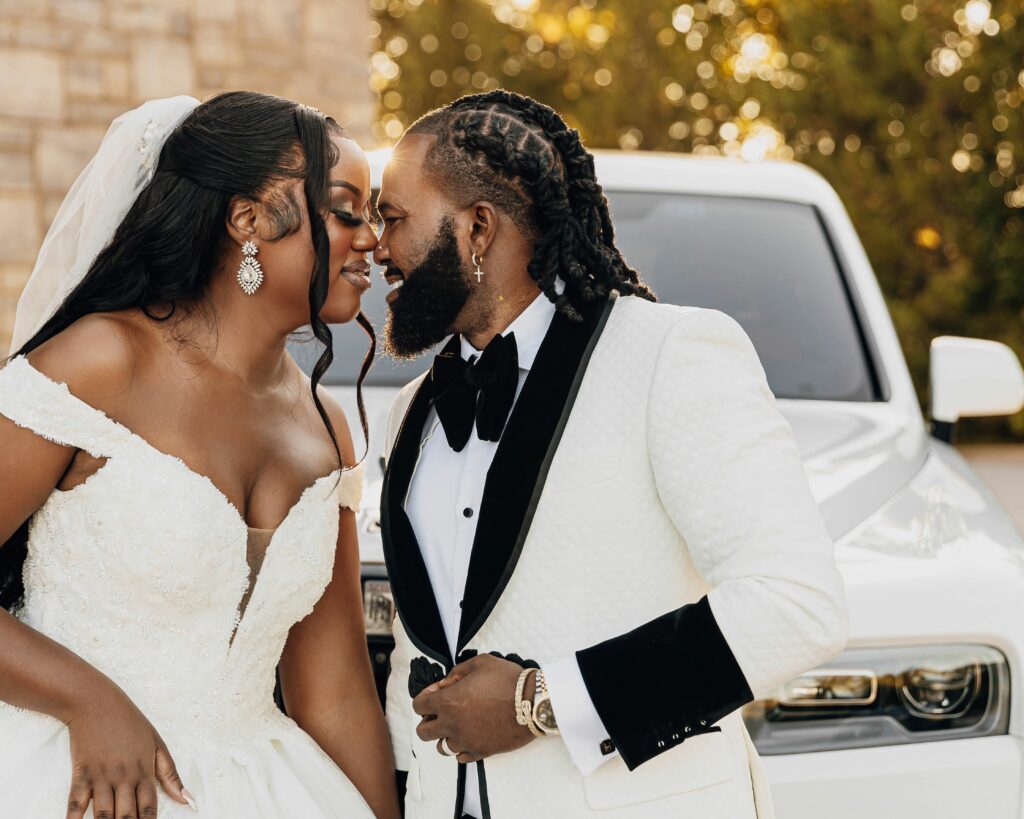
[576,595,754,770]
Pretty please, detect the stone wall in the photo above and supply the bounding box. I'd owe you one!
[0,0,372,353]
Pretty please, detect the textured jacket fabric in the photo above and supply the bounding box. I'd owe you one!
[383,295,848,818]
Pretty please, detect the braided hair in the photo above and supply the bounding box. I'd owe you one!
[407,90,656,321]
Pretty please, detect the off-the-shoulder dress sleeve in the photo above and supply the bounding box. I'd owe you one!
[333,463,365,513]
[0,356,129,457]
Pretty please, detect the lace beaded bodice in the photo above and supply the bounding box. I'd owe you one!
[0,355,364,748]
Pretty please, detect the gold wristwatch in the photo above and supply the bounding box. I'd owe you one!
[532,669,561,736]
[515,668,544,737]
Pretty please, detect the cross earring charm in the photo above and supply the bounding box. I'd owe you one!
[472,252,485,283]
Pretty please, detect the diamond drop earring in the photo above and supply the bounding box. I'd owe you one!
[237,240,264,295]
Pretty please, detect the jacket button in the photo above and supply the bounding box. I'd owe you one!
[463,507,474,518]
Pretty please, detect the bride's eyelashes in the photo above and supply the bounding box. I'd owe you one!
[331,205,380,230]
[332,209,365,227]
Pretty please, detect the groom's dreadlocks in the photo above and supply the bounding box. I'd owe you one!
[407,90,656,321]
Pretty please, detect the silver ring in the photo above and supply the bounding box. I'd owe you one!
[439,736,456,757]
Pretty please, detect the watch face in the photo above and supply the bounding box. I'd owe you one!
[536,698,557,730]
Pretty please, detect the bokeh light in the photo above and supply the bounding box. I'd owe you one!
[368,0,1024,437]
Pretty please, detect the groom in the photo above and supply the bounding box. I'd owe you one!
[375,90,848,819]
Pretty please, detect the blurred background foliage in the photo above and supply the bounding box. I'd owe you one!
[370,0,1024,439]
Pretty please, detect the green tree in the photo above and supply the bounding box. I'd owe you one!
[372,0,1024,439]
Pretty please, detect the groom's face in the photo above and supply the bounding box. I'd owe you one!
[374,134,474,360]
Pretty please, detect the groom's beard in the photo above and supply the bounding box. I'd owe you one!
[381,218,471,360]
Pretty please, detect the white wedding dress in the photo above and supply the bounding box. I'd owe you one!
[0,356,375,818]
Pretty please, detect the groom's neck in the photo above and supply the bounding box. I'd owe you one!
[459,241,544,350]
[462,276,542,351]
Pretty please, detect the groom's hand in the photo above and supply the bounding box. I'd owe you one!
[412,655,537,763]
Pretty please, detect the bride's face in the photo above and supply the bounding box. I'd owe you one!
[319,135,377,324]
[252,135,377,328]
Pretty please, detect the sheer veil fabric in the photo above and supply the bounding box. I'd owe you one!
[9,95,199,355]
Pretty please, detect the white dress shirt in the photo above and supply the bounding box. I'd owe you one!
[404,290,618,817]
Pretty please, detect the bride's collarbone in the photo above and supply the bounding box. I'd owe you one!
[57,398,339,527]
[37,332,340,521]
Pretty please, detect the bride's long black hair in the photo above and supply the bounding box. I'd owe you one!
[0,91,374,612]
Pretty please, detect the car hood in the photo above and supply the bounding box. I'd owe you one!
[779,399,929,540]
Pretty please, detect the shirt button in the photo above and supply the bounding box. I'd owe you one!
[463,507,474,518]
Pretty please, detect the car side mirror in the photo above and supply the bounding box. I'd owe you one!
[929,336,1024,443]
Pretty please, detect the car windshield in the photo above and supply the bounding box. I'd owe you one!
[290,192,875,401]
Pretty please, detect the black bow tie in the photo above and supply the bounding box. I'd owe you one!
[430,332,519,452]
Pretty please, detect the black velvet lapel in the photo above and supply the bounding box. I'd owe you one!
[380,374,451,665]
[456,294,617,651]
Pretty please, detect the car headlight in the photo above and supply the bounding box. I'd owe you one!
[363,578,395,637]
[743,644,1010,754]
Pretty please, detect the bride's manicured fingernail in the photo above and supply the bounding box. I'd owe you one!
[182,787,199,811]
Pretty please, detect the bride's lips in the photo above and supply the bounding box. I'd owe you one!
[340,261,371,292]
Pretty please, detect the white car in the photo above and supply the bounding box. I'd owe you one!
[298,149,1024,818]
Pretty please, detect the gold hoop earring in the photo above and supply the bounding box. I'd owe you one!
[237,240,264,295]
[472,252,485,283]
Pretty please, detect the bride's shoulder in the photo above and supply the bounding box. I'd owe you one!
[26,311,145,406]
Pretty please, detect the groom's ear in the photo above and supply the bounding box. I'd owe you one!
[465,200,500,258]
[225,195,258,245]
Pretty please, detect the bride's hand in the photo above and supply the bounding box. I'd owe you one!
[63,684,196,819]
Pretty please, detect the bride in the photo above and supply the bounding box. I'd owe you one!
[0,92,400,818]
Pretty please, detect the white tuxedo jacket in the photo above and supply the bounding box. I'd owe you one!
[381,294,848,818]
